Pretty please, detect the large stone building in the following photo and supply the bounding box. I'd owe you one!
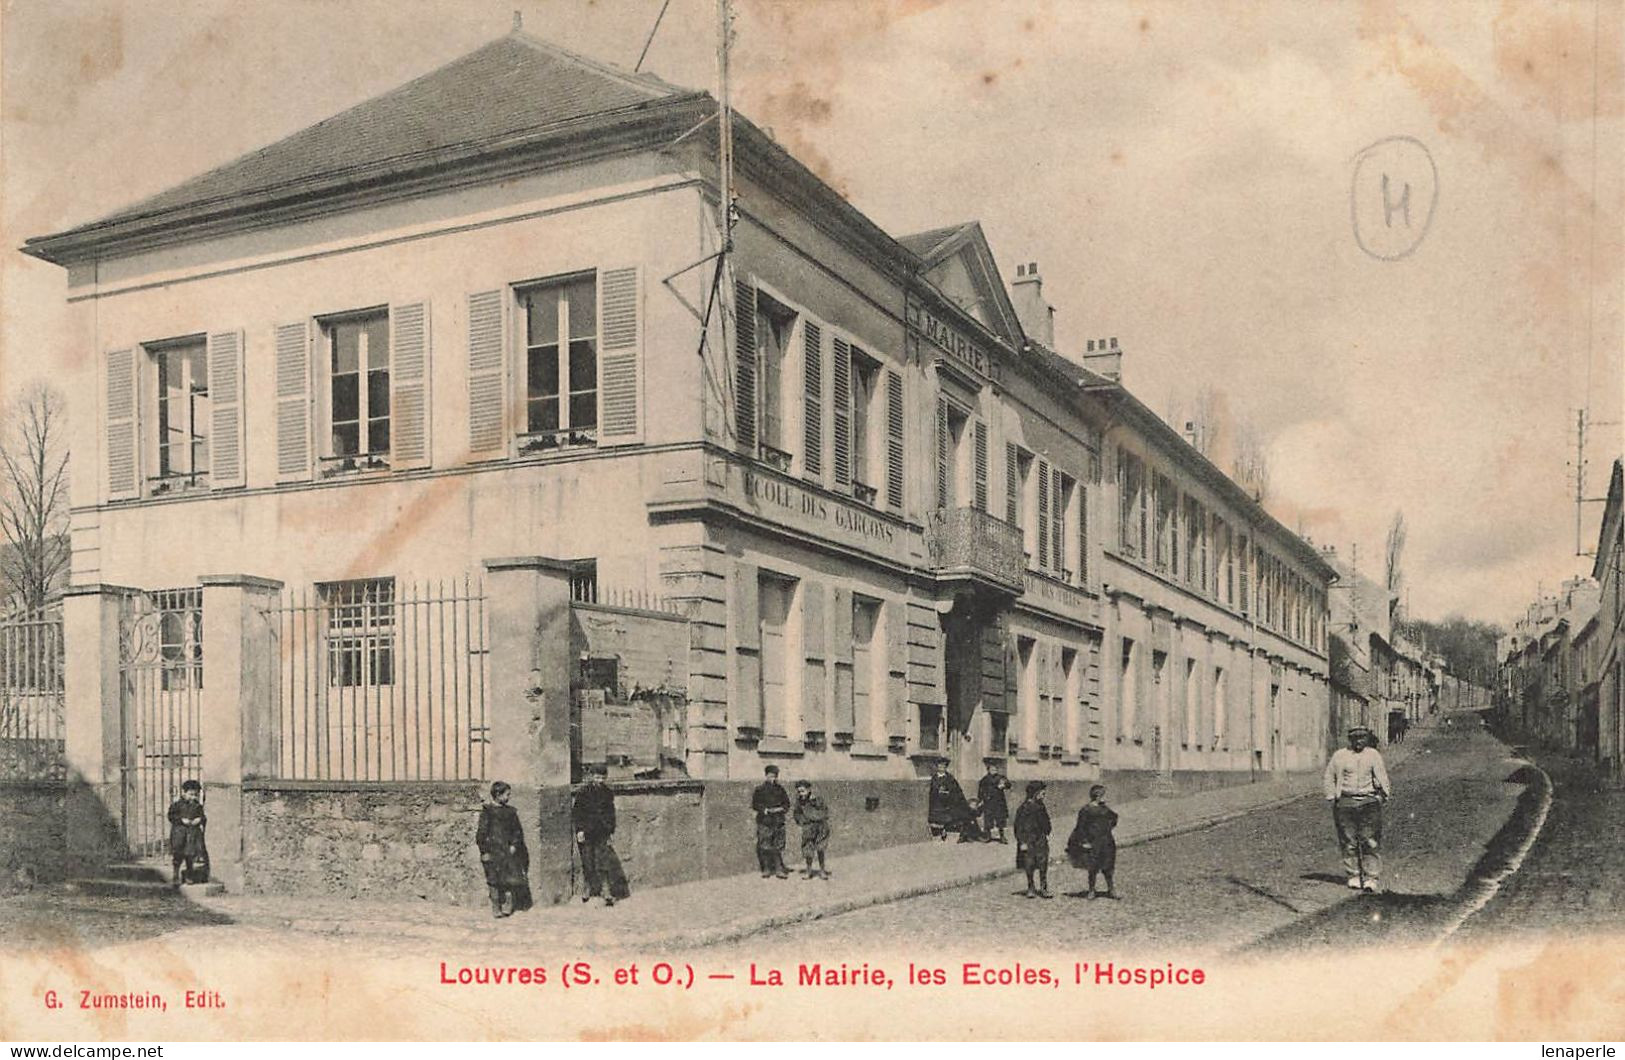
[21,29,1334,902]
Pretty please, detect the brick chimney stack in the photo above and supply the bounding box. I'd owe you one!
[1011,262,1055,349]
[1082,336,1122,382]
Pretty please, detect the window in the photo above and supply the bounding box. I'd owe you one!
[520,275,596,451]
[1015,449,1035,558]
[1153,472,1174,570]
[1061,647,1079,755]
[1183,658,1198,748]
[756,294,797,466]
[320,578,396,688]
[938,401,971,509]
[850,348,881,500]
[323,310,390,470]
[1118,450,1145,557]
[1119,637,1137,743]
[569,559,598,604]
[1057,470,1078,580]
[148,338,209,494]
[1213,666,1227,748]
[1018,636,1038,754]
[918,703,943,751]
[989,710,1009,755]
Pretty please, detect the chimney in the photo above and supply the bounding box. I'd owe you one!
[1082,336,1122,382]
[1010,262,1055,349]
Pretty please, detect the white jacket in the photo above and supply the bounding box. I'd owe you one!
[1322,746,1391,800]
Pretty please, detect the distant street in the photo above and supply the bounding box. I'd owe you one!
[703,719,1530,961]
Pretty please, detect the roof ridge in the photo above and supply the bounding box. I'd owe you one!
[506,28,685,98]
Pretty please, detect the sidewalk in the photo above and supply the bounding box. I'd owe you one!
[187,757,1402,952]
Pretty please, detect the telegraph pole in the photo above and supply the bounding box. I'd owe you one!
[1574,407,1620,558]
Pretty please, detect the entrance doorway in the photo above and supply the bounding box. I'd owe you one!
[118,589,203,857]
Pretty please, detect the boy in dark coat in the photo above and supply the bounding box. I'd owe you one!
[977,764,1012,843]
[927,762,975,841]
[751,765,791,878]
[572,764,627,906]
[1013,780,1052,898]
[793,779,832,879]
[475,780,531,918]
[1066,784,1119,899]
[166,780,207,887]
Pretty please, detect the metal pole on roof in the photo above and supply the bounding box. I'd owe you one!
[717,0,736,254]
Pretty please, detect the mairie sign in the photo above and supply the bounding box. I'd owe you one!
[906,297,1000,382]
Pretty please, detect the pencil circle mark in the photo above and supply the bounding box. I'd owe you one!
[1350,136,1438,261]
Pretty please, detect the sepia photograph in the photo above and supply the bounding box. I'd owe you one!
[0,0,1621,1043]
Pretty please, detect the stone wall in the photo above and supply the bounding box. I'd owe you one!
[241,781,485,904]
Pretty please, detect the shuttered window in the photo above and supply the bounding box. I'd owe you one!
[803,320,823,478]
[519,276,597,452]
[389,303,430,469]
[831,335,852,487]
[321,309,390,473]
[935,395,949,509]
[1004,443,1019,525]
[597,266,642,446]
[1036,458,1051,571]
[105,347,139,500]
[1051,464,1065,573]
[204,330,244,488]
[973,421,989,512]
[734,280,757,454]
[150,338,209,494]
[466,291,505,458]
[275,322,313,481]
[849,347,879,495]
[884,369,904,511]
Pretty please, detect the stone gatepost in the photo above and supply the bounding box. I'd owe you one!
[60,583,134,870]
[198,574,284,893]
[482,556,574,903]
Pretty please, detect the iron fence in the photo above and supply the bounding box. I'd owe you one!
[266,576,489,781]
[0,607,65,781]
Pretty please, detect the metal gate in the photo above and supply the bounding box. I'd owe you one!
[118,589,203,857]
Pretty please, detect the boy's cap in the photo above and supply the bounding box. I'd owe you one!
[764,765,780,775]
[1025,780,1046,795]
[180,780,201,791]
[794,780,811,789]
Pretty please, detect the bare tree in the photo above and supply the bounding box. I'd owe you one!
[1232,420,1272,505]
[0,385,70,612]
[1383,510,1406,624]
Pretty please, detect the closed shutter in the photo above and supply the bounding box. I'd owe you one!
[104,347,139,500]
[734,280,757,454]
[831,335,852,487]
[274,322,313,482]
[1005,443,1019,524]
[884,599,908,740]
[1079,480,1090,585]
[973,420,988,512]
[205,331,245,488]
[935,394,949,508]
[1051,465,1065,572]
[803,584,828,734]
[802,320,823,478]
[466,290,506,459]
[597,266,642,446]
[1051,644,1065,751]
[832,586,854,733]
[884,368,904,510]
[1000,633,1019,717]
[389,302,431,469]
[733,562,763,732]
[1036,459,1051,571]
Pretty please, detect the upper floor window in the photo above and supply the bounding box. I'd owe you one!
[520,275,596,451]
[755,294,797,468]
[147,337,209,495]
[323,309,390,471]
[1118,449,1146,558]
[850,347,882,499]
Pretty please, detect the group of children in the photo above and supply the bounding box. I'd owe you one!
[751,765,831,880]
[1015,780,1120,901]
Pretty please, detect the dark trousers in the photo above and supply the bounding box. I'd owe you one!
[578,837,618,896]
[756,819,787,873]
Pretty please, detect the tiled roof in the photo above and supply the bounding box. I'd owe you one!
[897,222,976,263]
[57,32,687,233]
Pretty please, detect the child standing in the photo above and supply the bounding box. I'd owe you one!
[476,781,532,918]
[1067,784,1119,899]
[793,780,832,879]
[166,780,208,887]
[1013,781,1052,898]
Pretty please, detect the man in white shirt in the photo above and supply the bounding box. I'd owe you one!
[1322,725,1392,892]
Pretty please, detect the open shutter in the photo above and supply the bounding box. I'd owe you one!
[1079,480,1090,585]
[803,584,828,734]
[832,586,854,733]
[935,394,949,508]
[733,562,763,732]
[467,290,506,460]
[1036,459,1051,571]
[734,280,757,454]
[389,302,431,469]
[205,330,245,488]
[1004,443,1019,524]
[1051,465,1065,572]
[104,347,139,501]
[884,368,904,511]
[597,266,642,446]
[973,420,989,512]
[802,320,823,478]
[274,322,313,482]
[831,335,852,487]
[999,633,1019,718]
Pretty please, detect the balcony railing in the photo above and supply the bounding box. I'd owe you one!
[924,506,1026,592]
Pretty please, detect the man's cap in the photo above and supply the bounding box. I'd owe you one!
[794,779,811,789]
[1025,780,1046,795]
[1347,725,1373,737]
[764,765,780,775]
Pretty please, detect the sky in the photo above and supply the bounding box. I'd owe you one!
[1,0,1619,627]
